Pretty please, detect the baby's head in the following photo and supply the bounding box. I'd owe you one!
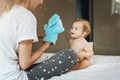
[70,18,91,39]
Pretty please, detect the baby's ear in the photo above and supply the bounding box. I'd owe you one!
[82,32,87,37]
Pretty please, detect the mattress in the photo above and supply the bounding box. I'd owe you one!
[36,53,120,80]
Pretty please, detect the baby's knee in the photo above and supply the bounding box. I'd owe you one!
[71,59,91,70]
[81,59,91,68]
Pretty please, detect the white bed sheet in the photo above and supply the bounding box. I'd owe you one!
[36,54,120,80]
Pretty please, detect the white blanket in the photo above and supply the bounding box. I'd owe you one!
[36,54,120,80]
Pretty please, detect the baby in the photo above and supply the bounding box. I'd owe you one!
[69,18,94,70]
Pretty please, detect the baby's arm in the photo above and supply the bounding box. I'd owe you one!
[70,39,93,70]
[81,41,93,59]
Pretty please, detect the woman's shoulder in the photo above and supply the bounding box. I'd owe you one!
[11,5,35,19]
[9,5,36,23]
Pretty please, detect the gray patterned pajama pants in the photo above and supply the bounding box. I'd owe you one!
[26,48,78,80]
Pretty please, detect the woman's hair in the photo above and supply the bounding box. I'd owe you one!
[0,0,24,16]
[75,18,91,38]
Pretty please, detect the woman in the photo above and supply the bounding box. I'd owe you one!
[0,0,78,80]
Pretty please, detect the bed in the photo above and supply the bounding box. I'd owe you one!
[36,53,120,80]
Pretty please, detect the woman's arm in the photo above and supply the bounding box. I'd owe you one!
[18,40,51,70]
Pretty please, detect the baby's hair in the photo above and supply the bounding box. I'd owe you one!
[75,18,91,38]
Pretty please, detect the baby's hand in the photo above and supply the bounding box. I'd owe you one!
[77,50,85,61]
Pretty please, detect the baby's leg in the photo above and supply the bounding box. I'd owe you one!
[71,59,91,70]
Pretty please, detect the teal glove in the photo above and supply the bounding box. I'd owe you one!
[48,14,60,27]
[43,14,64,45]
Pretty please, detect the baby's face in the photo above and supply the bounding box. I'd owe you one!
[70,22,83,39]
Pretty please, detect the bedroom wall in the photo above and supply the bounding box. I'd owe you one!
[93,0,120,55]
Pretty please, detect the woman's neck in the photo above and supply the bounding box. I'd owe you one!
[20,0,29,9]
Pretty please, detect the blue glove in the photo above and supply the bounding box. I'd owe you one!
[48,14,60,27]
[43,14,64,45]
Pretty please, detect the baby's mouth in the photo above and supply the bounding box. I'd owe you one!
[71,32,75,35]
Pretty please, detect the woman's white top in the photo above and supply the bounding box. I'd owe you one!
[0,5,38,80]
